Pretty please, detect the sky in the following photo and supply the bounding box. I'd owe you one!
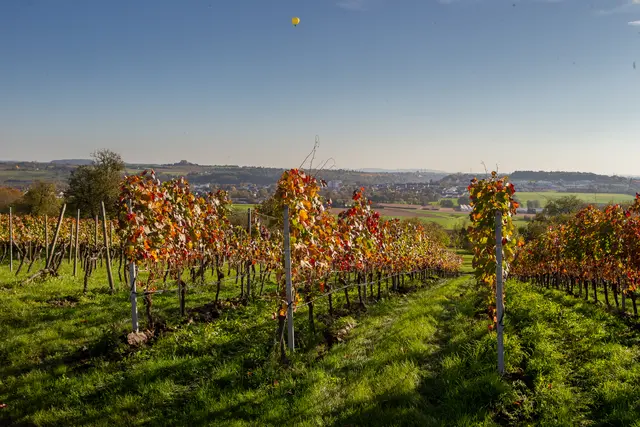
[1,0,640,175]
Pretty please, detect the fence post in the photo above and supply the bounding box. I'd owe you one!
[9,207,13,272]
[46,204,66,269]
[68,217,74,263]
[283,206,295,351]
[246,208,252,300]
[495,211,505,375]
[101,201,115,293]
[44,214,49,262]
[128,199,139,333]
[94,215,99,249]
[74,209,80,277]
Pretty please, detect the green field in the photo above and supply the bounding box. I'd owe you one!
[515,191,635,206]
[1,259,638,426]
[231,204,257,211]
[381,212,468,229]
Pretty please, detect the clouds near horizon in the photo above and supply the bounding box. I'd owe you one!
[595,0,640,15]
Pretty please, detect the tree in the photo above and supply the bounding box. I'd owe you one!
[0,186,24,213]
[65,149,125,218]
[526,200,541,209]
[457,195,470,206]
[543,195,584,217]
[451,219,471,250]
[440,199,454,208]
[20,181,61,216]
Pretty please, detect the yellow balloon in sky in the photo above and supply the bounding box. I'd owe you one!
[292,17,300,26]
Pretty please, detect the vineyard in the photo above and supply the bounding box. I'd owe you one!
[0,212,120,288]
[1,170,639,426]
[512,195,640,316]
[0,168,462,339]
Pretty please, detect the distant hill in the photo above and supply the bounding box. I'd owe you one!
[0,161,446,189]
[359,168,447,174]
[50,159,92,165]
[510,171,628,183]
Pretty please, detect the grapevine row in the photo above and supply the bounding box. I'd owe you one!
[0,169,462,331]
[512,195,640,316]
[118,169,462,326]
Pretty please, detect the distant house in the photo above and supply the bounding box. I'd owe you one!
[442,186,460,197]
[327,180,342,190]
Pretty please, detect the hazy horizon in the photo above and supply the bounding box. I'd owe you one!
[5,156,640,178]
[1,0,639,175]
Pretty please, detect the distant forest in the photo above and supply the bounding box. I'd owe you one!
[0,161,447,189]
[510,171,631,183]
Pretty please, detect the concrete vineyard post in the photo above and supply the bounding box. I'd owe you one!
[101,201,115,293]
[46,204,66,270]
[44,215,49,262]
[74,209,80,277]
[94,216,99,266]
[246,208,252,300]
[283,206,295,351]
[495,211,505,375]
[109,221,113,251]
[68,218,74,263]
[9,207,13,272]
[128,199,139,333]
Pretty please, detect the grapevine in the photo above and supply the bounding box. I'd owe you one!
[467,171,519,325]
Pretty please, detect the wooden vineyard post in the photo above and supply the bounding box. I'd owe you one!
[46,204,66,269]
[495,211,505,375]
[74,209,80,277]
[246,207,252,300]
[283,206,295,351]
[9,206,13,272]
[44,214,49,263]
[128,199,139,333]
[101,201,115,293]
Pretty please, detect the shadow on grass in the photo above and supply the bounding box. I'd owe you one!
[0,304,283,426]
[521,283,640,349]
[1,278,510,427]
[325,280,508,427]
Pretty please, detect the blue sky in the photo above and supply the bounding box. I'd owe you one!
[1,0,639,175]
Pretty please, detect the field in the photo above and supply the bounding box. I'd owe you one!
[328,192,637,230]
[1,259,639,426]
[331,205,530,231]
[515,191,636,206]
[1,174,639,425]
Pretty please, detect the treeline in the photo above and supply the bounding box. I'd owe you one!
[510,170,630,183]
[185,166,444,187]
[0,150,124,219]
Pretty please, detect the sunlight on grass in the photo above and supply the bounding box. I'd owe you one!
[1,265,639,426]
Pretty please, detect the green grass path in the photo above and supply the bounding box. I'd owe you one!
[504,283,640,426]
[1,274,639,426]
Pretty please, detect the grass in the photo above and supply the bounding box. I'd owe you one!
[515,191,635,206]
[380,213,468,229]
[503,281,640,426]
[1,259,639,426]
